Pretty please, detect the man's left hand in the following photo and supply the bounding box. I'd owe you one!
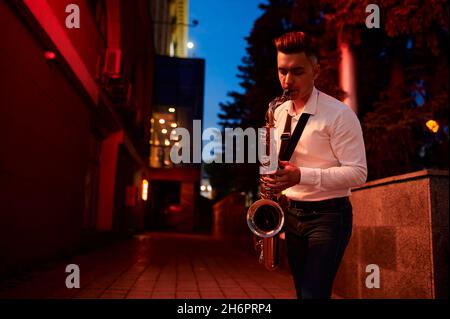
[262,160,301,193]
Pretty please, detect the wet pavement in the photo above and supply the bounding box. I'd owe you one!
[0,232,296,299]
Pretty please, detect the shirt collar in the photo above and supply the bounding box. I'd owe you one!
[287,86,319,118]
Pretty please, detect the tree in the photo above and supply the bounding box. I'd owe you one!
[322,0,449,179]
[291,0,449,179]
[207,0,449,200]
[206,0,294,201]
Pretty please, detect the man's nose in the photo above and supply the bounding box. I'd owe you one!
[284,73,293,86]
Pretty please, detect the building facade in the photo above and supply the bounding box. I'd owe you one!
[148,0,207,232]
[0,0,155,275]
[151,0,190,57]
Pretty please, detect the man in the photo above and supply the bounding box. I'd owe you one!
[262,31,367,299]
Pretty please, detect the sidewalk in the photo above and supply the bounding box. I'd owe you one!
[0,232,296,299]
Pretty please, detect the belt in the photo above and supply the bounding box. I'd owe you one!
[289,196,350,212]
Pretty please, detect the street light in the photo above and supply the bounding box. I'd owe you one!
[187,41,195,57]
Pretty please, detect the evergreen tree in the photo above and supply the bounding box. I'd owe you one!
[206,0,297,201]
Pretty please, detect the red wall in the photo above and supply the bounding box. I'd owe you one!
[45,0,106,80]
[0,1,92,274]
[0,0,156,275]
[97,131,123,231]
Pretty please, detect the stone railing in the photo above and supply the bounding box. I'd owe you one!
[334,169,448,299]
[212,170,449,298]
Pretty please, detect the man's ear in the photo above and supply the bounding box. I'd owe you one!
[313,63,320,80]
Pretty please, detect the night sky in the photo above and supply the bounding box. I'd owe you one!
[189,0,266,130]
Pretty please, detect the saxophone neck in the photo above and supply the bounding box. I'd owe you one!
[265,89,291,126]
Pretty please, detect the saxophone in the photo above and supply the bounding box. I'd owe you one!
[246,89,290,271]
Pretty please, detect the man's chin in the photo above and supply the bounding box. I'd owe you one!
[287,90,299,100]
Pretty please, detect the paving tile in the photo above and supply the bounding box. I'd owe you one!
[198,280,218,287]
[109,280,136,290]
[151,292,176,299]
[0,232,296,299]
[73,289,104,299]
[200,292,225,299]
[176,291,201,299]
[198,285,221,291]
[100,289,128,299]
[131,280,156,290]
[223,293,250,299]
[126,290,153,299]
[177,284,198,290]
[153,284,177,291]
[271,293,297,299]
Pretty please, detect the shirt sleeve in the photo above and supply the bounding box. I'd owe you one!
[299,107,367,190]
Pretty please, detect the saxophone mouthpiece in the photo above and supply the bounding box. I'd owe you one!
[282,89,291,99]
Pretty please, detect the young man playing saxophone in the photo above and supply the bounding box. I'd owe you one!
[262,31,367,299]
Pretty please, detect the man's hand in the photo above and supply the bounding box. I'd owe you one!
[261,160,301,193]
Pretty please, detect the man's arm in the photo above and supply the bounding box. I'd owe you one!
[299,107,367,190]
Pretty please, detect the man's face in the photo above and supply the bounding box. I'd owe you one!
[277,51,319,103]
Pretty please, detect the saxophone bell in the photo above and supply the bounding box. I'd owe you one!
[247,198,284,238]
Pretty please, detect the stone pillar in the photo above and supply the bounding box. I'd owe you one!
[339,41,358,114]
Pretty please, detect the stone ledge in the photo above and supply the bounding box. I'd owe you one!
[352,169,449,192]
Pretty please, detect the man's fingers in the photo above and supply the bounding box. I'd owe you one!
[266,181,288,192]
[264,177,276,183]
[276,169,289,176]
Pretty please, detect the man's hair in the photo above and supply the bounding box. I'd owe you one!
[274,31,318,59]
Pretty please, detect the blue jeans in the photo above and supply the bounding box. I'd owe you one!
[284,197,353,299]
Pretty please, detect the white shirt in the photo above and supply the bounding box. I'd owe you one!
[273,87,367,201]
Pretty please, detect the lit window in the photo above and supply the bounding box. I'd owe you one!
[141,179,149,201]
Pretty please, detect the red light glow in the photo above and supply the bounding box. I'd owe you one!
[44,51,56,60]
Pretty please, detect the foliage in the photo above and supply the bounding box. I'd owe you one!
[207,0,449,200]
